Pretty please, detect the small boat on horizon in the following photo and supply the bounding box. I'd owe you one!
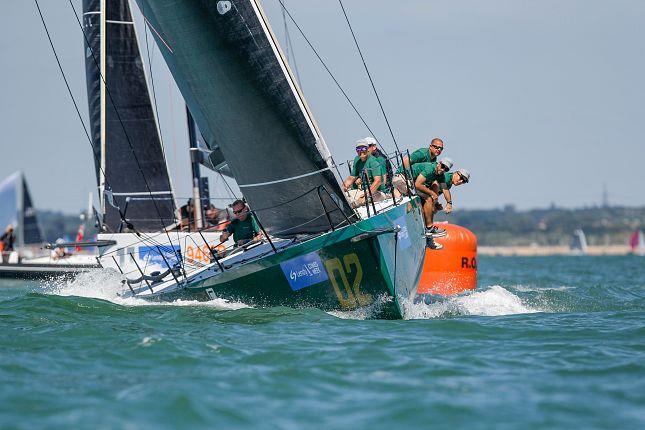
[630,230,645,256]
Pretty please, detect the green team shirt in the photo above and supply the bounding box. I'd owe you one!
[438,172,454,190]
[411,162,442,188]
[351,155,386,192]
[226,215,260,243]
[396,147,437,174]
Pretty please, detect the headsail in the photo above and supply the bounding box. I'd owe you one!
[82,0,176,232]
[0,172,43,248]
[134,0,353,237]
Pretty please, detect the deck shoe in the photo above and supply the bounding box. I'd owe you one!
[426,237,443,250]
[425,226,447,238]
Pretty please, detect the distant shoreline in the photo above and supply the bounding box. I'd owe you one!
[478,245,632,256]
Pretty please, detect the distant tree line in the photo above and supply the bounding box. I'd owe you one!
[35,206,645,247]
[436,205,645,246]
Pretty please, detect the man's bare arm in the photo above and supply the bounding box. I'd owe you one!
[415,175,439,200]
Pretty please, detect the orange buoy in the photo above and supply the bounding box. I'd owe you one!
[418,222,477,296]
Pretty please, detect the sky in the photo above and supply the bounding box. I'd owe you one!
[1,0,644,214]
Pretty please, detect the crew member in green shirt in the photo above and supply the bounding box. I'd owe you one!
[219,199,262,249]
[343,139,386,208]
[436,168,470,215]
[392,137,445,194]
[403,137,444,171]
[412,158,453,245]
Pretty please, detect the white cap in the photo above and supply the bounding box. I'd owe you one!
[457,168,470,182]
[363,136,378,146]
[355,138,368,149]
[439,157,453,171]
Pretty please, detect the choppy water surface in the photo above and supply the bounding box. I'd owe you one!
[1,256,643,429]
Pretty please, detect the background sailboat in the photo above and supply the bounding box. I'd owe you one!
[630,230,645,256]
[570,229,588,255]
[0,172,98,277]
[82,0,176,232]
[0,172,43,255]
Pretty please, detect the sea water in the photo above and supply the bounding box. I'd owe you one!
[0,256,643,429]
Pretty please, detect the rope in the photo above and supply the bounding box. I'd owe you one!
[238,166,331,188]
[337,0,401,153]
[32,0,133,233]
[276,0,386,153]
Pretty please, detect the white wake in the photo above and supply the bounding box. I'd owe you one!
[41,269,250,310]
[403,285,540,319]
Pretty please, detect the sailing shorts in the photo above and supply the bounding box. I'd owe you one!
[346,189,386,209]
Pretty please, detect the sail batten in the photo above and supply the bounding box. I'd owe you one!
[134,0,352,236]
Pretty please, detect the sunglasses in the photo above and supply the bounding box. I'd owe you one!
[440,163,450,171]
[233,207,247,214]
[430,144,444,151]
[356,147,368,153]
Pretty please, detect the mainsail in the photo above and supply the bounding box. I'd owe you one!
[0,172,43,248]
[82,0,176,232]
[134,0,353,237]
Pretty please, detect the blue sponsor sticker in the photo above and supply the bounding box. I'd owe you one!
[280,251,329,291]
[394,215,411,250]
[138,245,182,267]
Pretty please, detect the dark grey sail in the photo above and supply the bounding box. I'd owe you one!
[134,0,353,237]
[82,0,176,232]
[20,176,43,246]
[0,172,42,249]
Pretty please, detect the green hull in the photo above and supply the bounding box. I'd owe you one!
[162,199,426,319]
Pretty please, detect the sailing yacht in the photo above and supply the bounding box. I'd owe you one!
[96,0,427,319]
[0,172,98,278]
[570,229,588,255]
[630,230,645,256]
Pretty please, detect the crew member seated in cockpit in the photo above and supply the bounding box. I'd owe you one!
[218,200,262,249]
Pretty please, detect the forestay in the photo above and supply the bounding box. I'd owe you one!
[134,0,353,237]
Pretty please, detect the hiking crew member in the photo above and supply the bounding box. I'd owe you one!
[392,137,445,194]
[411,158,453,245]
[219,200,262,248]
[343,139,386,208]
[364,137,394,191]
[403,137,444,170]
[436,168,470,214]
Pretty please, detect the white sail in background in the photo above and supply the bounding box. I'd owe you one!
[570,229,588,255]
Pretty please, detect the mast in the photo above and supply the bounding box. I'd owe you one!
[99,0,107,220]
[17,173,25,251]
[186,108,203,230]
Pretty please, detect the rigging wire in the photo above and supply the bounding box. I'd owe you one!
[31,0,131,232]
[337,0,401,154]
[279,0,302,87]
[66,0,179,253]
[276,0,386,153]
